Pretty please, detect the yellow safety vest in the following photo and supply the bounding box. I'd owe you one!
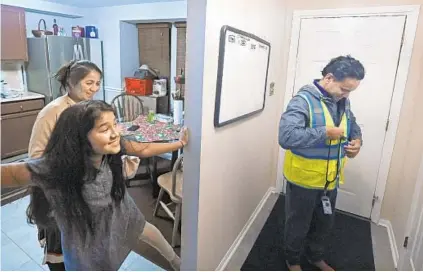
[283,91,350,190]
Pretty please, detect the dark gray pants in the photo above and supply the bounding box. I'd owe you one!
[284,182,337,265]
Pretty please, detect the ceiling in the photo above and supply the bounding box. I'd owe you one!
[43,0,185,8]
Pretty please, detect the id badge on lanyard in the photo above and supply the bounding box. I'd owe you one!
[321,196,332,215]
[322,136,344,216]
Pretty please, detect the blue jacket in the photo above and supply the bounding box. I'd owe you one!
[279,81,362,150]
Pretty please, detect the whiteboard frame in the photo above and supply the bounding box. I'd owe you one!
[214,25,271,128]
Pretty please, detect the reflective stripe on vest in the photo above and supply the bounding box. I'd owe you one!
[283,91,350,189]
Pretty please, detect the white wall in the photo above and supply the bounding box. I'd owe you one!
[119,21,139,87]
[180,0,206,269]
[183,0,286,269]
[0,61,26,91]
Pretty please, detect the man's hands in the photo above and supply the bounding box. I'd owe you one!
[345,139,361,158]
[326,126,361,158]
[326,127,345,140]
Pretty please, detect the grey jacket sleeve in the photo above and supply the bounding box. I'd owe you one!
[349,110,363,143]
[278,95,327,150]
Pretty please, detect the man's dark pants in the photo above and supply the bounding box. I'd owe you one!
[284,181,337,265]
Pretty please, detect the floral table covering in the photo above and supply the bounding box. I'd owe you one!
[118,115,181,143]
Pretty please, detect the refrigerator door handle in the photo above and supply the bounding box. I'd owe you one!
[82,39,88,60]
[78,44,84,59]
[73,43,78,60]
[73,43,84,60]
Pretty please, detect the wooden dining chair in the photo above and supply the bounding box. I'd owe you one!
[153,154,183,247]
[110,93,145,122]
[111,93,149,187]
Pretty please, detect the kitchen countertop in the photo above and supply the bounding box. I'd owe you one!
[0,91,45,103]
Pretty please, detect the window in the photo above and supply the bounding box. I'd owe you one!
[175,22,186,95]
[137,23,171,79]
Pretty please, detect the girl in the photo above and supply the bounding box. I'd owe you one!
[28,60,140,270]
[2,100,187,270]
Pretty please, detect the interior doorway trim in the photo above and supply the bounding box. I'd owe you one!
[275,5,420,223]
[397,153,423,270]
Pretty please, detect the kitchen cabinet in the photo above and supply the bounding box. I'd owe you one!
[1,98,44,159]
[1,5,28,61]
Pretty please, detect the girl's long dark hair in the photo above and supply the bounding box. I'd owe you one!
[26,100,126,238]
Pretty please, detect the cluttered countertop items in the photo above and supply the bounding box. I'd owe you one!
[1,81,45,103]
[1,90,45,103]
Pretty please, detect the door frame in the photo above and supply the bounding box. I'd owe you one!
[397,154,423,270]
[275,5,420,223]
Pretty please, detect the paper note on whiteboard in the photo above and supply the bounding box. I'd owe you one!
[214,25,271,128]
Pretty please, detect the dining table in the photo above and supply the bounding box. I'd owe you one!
[118,114,182,198]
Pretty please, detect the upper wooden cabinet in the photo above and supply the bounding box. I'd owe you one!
[1,5,28,61]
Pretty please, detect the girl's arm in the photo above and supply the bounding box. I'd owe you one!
[1,162,32,188]
[123,140,184,158]
[122,127,188,158]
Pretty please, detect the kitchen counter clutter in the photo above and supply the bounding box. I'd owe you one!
[1,92,45,159]
[1,90,45,103]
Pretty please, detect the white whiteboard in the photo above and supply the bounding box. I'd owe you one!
[214,25,271,127]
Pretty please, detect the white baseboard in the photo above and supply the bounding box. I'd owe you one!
[216,186,277,271]
[379,219,399,268]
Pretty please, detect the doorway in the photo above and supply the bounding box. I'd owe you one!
[276,5,420,222]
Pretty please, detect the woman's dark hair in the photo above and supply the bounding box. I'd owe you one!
[26,100,125,238]
[54,60,103,94]
[322,55,365,81]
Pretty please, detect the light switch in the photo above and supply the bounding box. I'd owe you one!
[269,82,275,96]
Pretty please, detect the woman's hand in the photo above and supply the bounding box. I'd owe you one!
[179,127,189,147]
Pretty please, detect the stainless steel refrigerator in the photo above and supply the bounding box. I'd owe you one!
[26,36,105,103]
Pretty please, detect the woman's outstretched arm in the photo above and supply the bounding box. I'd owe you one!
[1,162,31,188]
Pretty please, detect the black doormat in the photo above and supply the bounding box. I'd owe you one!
[241,195,375,271]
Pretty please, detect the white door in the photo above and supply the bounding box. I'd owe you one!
[284,15,406,218]
[398,157,423,271]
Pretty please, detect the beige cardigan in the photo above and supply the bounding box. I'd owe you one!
[28,95,139,178]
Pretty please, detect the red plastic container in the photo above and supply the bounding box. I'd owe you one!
[125,77,153,96]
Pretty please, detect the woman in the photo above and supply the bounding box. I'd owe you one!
[2,100,187,270]
[27,60,140,270]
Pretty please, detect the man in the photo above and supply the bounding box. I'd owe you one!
[279,55,365,271]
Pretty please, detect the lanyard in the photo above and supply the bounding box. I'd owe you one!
[323,136,346,196]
